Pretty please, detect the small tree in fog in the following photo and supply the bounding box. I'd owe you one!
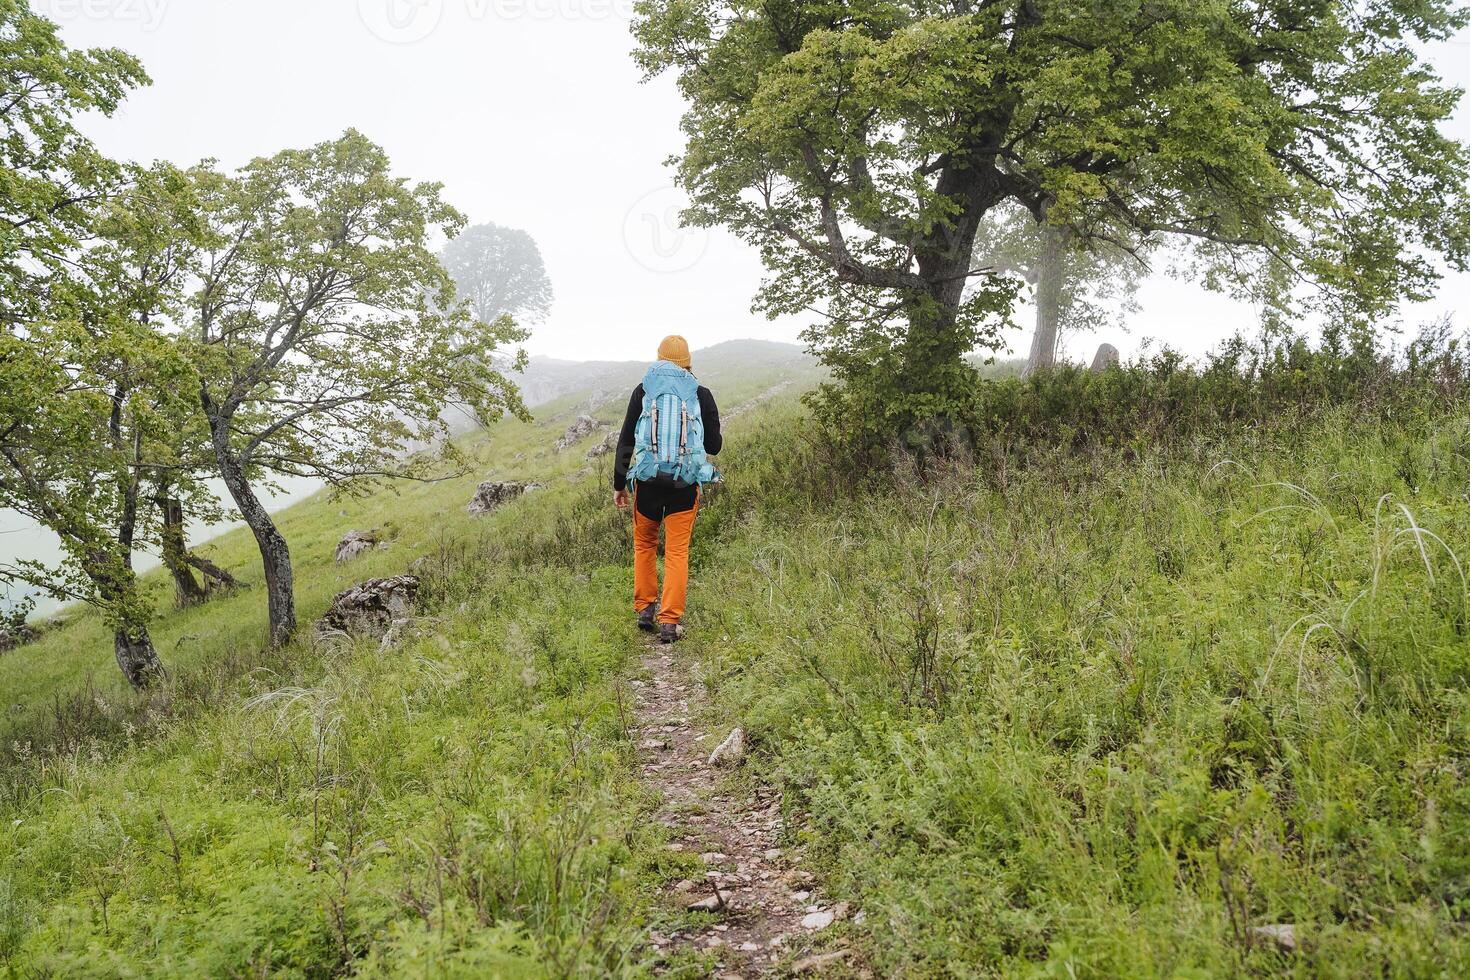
[187,131,528,649]
[440,222,554,329]
[972,203,1147,374]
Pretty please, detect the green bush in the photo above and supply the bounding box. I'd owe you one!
[812,322,1470,469]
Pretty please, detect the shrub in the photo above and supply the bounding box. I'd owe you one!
[812,321,1470,471]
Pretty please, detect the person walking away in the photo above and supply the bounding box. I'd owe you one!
[613,336,721,644]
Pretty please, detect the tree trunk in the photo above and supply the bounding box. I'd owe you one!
[108,421,165,688]
[114,625,164,689]
[1025,222,1066,377]
[157,496,208,608]
[83,548,163,690]
[210,427,296,647]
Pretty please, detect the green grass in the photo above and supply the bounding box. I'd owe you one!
[679,405,1470,976]
[0,358,806,976]
[0,357,801,758]
[5,349,1470,976]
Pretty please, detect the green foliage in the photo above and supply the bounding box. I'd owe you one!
[0,1,168,680]
[967,321,1470,451]
[0,0,148,322]
[1,162,230,684]
[634,0,1470,439]
[188,130,530,490]
[813,321,1470,466]
[0,317,198,618]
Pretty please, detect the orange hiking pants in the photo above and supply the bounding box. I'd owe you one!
[633,488,699,625]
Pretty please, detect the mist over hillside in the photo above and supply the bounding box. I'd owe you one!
[512,339,815,412]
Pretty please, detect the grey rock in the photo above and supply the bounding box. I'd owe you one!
[554,414,604,452]
[333,529,380,562]
[585,429,618,459]
[708,727,745,767]
[1090,342,1121,372]
[0,624,39,653]
[686,893,726,912]
[316,575,419,640]
[1251,923,1298,952]
[466,480,537,515]
[800,909,835,930]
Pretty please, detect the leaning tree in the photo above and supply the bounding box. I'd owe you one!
[0,314,203,688]
[633,0,1470,442]
[185,131,528,648]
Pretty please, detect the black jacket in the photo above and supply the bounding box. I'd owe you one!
[613,383,721,517]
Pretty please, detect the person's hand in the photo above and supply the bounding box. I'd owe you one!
[613,489,630,509]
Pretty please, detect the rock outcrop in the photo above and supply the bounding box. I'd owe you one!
[585,430,619,460]
[334,529,380,562]
[0,624,39,653]
[315,575,419,640]
[554,414,604,452]
[466,480,538,515]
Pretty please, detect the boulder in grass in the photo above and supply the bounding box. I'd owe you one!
[708,727,745,767]
[1090,342,1120,372]
[0,624,39,654]
[586,430,619,460]
[1251,923,1298,953]
[466,480,538,515]
[334,529,380,562]
[315,575,419,640]
[554,414,605,452]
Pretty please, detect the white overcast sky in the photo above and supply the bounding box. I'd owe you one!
[39,0,1470,363]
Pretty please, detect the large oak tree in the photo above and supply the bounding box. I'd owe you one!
[634,0,1470,437]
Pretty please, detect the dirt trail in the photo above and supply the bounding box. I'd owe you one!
[632,640,857,977]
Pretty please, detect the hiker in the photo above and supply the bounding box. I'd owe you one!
[613,336,722,644]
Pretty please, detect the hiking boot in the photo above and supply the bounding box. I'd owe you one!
[659,622,683,645]
[637,605,658,633]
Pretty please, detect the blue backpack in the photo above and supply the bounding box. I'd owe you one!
[629,361,719,487]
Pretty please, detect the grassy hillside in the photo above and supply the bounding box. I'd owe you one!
[4,340,1470,976]
[0,342,810,755]
[694,405,1470,975]
[0,345,817,977]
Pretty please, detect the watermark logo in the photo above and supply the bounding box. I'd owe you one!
[623,187,708,274]
[358,0,445,44]
[357,0,636,40]
[36,0,168,31]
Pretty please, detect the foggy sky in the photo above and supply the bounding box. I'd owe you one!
[38,0,1470,363]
